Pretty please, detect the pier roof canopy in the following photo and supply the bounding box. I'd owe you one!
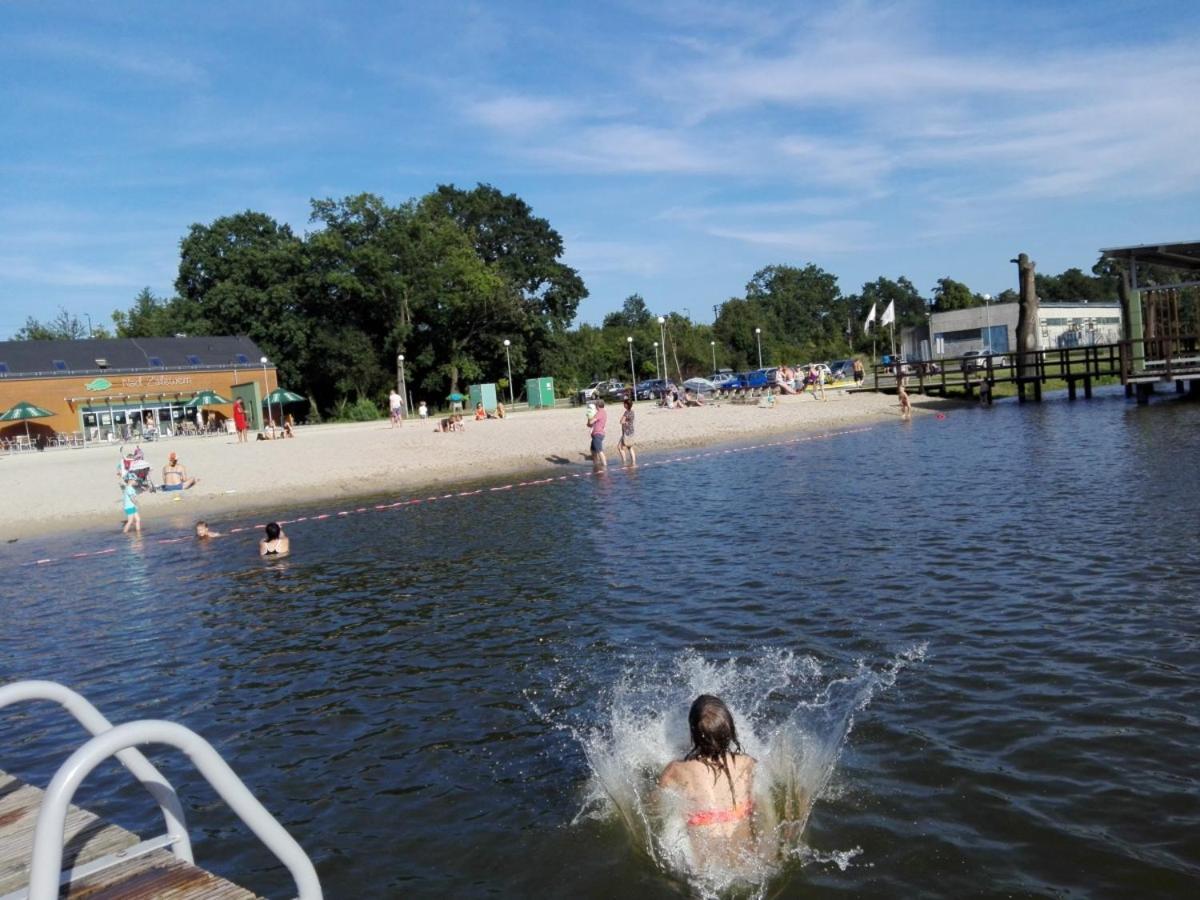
[1100,240,1200,289]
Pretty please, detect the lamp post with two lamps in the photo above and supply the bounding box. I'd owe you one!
[502,339,514,405]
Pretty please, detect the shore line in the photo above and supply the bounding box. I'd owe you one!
[2,392,955,550]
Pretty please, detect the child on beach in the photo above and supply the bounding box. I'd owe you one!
[121,477,140,533]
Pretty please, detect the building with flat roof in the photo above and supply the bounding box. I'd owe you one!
[901,301,1123,361]
[0,336,278,443]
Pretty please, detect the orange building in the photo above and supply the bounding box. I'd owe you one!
[0,336,280,443]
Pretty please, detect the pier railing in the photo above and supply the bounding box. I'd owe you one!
[0,680,322,900]
[871,337,1200,401]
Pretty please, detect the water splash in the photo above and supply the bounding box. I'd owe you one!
[539,644,926,897]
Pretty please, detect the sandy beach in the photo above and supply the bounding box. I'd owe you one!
[0,390,930,543]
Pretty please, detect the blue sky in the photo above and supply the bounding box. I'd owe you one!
[2,0,1198,337]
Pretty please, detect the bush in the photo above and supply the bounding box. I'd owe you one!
[332,396,382,421]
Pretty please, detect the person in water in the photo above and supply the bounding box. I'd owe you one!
[659,695,756,851]
[259,521,290,557]
[195,521,220,539]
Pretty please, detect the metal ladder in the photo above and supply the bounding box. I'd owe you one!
[0,680,322,899]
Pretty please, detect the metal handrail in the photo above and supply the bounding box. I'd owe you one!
[26,720,322,900]
[0,680,193,863]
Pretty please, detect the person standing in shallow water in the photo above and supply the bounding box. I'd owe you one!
[659,695,756,864]
[617,397,636,466]
[588,398,607,471]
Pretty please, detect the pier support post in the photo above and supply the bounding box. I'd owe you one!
[1136,383,1153,405]
[1176,380,1185,394]
[1125,383,1134,397]
[1084,377,1093,399]
[1033,379,1042,402]
[1067,379,1077,400]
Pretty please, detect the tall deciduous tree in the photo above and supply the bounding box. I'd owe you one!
[14,306,104,340]
[176,211,308,388]
[111,288,195,338]
[421,183,587,377]
[931,277,979,313]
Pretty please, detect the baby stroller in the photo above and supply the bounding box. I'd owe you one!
[119,446,156,494]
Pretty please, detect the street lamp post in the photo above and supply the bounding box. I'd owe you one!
[503,339,514,405]
[755,327,763,369]
[626,336,636,398]
[710,340,717,374]
[657,315,668,386]
[260,356,271,433]
[397,354,407,418]
[653,341,659,381]
[982,293,992,352]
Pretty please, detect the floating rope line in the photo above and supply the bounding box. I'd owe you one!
[21,428,872,568]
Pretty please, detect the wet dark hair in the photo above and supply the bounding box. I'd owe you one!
[685,694,743,803]
[623,398,633,409]
[265,522,281,540]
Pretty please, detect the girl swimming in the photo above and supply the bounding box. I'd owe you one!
[659,695,756,864]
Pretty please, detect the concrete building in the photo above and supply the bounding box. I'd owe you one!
[901,301,1123,361]
[0,336,277,443]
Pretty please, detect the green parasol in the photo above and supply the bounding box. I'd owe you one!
[0,400,55,443]
[262,388,305,405]
[185,390,232,407]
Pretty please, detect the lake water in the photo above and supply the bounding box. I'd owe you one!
[2,388,1198,898]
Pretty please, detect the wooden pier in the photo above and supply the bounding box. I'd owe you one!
[0,768,256,899]
[868,337,1200,405]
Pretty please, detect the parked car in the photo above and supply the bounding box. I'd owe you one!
[682,377,717,395]
[577,379,624,404]
[960,350,1009,372]
[635,378,674,400]
[827,359,854,381]
[744,369,773,389]
[709,370,739,389]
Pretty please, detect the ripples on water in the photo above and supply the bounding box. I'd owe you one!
[2,388,1199,898]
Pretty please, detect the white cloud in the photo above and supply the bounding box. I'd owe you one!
[19,35,207,86]
[463,95,577,131]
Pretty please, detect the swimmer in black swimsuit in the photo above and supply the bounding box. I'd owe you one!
[259,521,290,557]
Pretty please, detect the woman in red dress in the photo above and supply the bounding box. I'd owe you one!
[233,398,248,443]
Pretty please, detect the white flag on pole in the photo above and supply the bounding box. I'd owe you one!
[881,300,896,327]
[864,303,877,332]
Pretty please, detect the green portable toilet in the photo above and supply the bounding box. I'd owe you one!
[525,377,555,409]
[469,383,498,413]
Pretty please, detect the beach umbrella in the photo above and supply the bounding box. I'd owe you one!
[0,400,55,443]
[262,387,305,405]
[447,392,465,402]
[185,389,232,407]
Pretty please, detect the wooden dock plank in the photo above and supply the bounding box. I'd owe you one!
[0,770,257,899]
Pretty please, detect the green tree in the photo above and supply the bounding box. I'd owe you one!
[1035,267,1116,301]
[421,183,587,381]
[602,294,654,331]
[175,211,309,390]
[14,306,108,340]
[931,277,979,313]
[111,287,196,338]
